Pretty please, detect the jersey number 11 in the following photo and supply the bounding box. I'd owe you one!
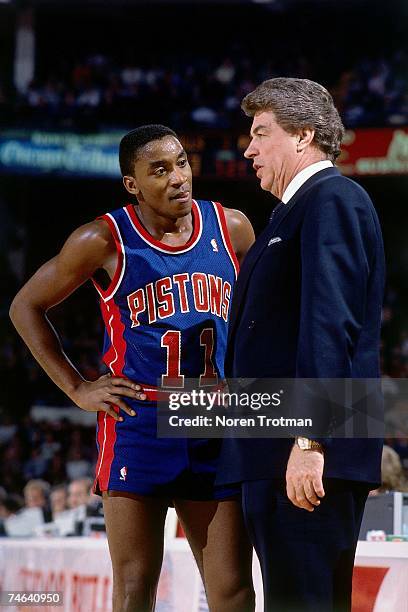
[161,328,218,388]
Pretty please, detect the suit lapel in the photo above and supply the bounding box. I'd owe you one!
[272,166,340,230]
[228,167,341,339]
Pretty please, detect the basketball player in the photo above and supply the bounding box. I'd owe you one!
[10,125,256,612]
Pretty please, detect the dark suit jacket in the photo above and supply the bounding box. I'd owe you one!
[217,167,385,487]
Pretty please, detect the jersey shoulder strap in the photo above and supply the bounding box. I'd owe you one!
[196,199,239,278]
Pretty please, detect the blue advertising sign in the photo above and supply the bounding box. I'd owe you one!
[0,131,122,177]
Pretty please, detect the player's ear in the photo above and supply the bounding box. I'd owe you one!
[123,175,143,200]
[123,175,137,194]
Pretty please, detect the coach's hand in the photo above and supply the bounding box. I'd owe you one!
[286,444,325,511]
[72,374,146,421]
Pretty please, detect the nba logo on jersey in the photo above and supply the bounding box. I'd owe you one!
[120,466,127,481]
[211,238,219,252]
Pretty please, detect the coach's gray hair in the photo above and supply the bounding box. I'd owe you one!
[241,78,345,162]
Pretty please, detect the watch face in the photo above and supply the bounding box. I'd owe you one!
[297,437,310,450]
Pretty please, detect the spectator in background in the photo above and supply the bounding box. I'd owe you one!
[54,477,94,537]
[381,445,408,491]
[67,477,92,510]
[0,494,24,536]
[23,479,52,522]
[50,484,68,519]
[23,478,50,508]
[18,48,408,131]
[214,58,236,86]
[370,445,408,495]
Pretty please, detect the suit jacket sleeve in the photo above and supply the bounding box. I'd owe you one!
[293,178,376,443]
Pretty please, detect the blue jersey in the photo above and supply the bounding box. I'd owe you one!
[93,199,238,391]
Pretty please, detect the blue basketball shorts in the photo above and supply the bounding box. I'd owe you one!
[93,399,239,502]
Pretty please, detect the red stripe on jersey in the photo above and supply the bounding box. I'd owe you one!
[100,298,116,368]
[213,201,240,279]
[95,298,127,492]
[93,299,111,492]
[92,214,124,299]
[126,201,201,252]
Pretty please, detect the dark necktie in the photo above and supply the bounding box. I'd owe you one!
[269,201,285,223]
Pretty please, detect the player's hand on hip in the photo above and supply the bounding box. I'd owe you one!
[285,444,325,511]
[71,374,146,421]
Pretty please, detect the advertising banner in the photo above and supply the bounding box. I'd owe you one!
[338,128,408,176]
[1,128,407,179]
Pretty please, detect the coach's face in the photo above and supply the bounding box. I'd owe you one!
[244,111,300,199]
[124,136,193,219]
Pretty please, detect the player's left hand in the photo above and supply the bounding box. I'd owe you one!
[285,444,325,511]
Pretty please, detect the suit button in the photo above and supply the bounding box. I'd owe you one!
[248,320,256,329]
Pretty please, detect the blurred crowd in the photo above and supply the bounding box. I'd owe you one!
[381,285,408,472]
[0,415,97,495]
[0,474,104,537]
[381,284,408,379]
[1,50,407,131]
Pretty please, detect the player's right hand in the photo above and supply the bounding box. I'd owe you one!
[71,374,146,421]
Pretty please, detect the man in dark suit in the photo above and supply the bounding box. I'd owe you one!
[217,78,385,611]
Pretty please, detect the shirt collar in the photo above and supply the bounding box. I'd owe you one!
[281,160,333,204]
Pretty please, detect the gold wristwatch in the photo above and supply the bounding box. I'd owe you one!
[296,437,324,453]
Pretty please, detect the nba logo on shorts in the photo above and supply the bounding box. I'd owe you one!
[120,466,127,481]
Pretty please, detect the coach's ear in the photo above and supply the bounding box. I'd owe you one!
[296,127,315,153]
[123,175,143,201]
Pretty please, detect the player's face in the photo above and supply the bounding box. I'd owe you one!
[125,136,193,219]
[244,111,298,199]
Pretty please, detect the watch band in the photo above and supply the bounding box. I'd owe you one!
[296,437,324,453]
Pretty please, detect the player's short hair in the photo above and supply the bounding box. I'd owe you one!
[241,77,344,162]
[119,124,179,176]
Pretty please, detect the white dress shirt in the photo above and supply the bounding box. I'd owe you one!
[281,160,333,204]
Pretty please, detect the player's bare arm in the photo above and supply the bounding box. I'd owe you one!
[9,220,145,421]
[224,207,255,264]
